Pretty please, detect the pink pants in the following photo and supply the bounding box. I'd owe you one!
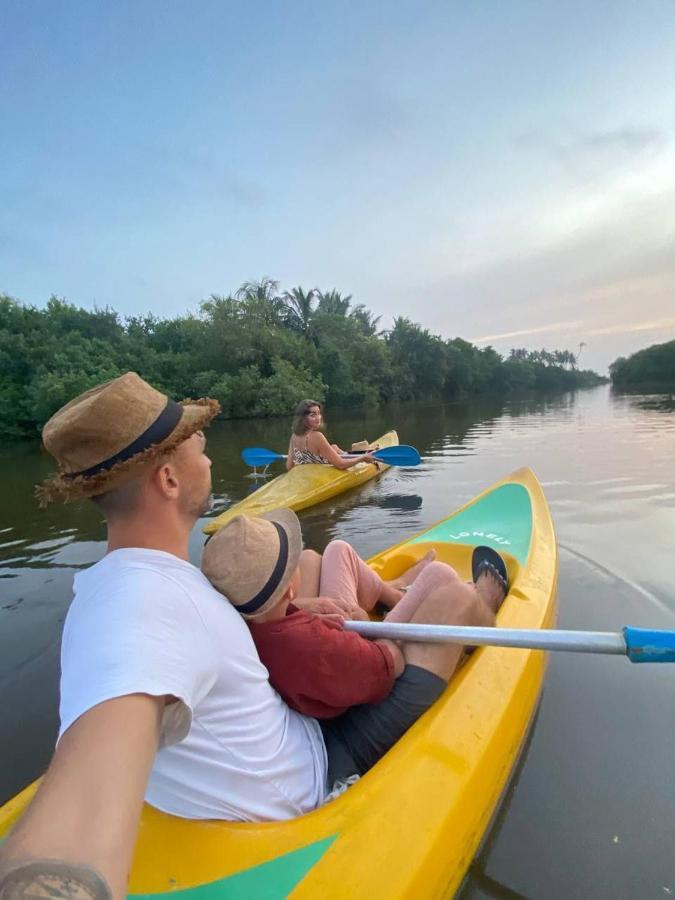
[319,541,383,612]
[319,540,460,622]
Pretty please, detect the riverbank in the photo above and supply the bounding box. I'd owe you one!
[1,290,604,442]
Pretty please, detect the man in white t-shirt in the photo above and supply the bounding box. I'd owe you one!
[0,372,497,900]
[0,373,329,898]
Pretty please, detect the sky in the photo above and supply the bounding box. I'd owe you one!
[2,1,675,374]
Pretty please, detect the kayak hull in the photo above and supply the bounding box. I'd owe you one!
[0,467,558,898]
[203,430,399,535]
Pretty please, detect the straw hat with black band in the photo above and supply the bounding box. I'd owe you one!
[202,509,303,619]
[36,372,220,506]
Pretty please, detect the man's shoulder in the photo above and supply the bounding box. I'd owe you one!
[77,548,203,591]
[71,548,221,624]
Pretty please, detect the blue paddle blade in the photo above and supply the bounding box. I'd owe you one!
[623,626,675,663]
[370,445,421,466]
[241,444,422,468]
[241,447,286,467]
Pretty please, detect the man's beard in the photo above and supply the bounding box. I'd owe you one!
[197,490,214,518]
[184,485,213,521]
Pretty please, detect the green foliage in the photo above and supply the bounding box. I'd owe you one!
[610,340,675,389]
[257,358,326,416]
[0,287,606,442]
[386,317,448,400]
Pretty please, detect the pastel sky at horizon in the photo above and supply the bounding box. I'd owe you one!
[2,1,675,374]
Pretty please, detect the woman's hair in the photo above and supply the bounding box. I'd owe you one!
[292,399,323,435]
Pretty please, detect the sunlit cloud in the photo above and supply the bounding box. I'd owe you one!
[434,133,675,282]
[584,316,675,338]
[472,316,675,346]
[471,321,584,344]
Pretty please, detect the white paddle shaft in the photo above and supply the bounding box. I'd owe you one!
[344,621,627,655]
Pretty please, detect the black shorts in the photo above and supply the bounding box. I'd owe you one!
[320,664,446,785]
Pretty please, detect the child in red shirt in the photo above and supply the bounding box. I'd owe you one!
[201,508,454,718]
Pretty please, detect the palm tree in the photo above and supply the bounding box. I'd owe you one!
[316,290,352,316]
[350,304,382,336]
[235,277,280,303]
[234,278,285,326]
[280,286,318,335]
[576,342,586,368]
[509,347,529,362]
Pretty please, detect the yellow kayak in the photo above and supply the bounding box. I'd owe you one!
[203,430,399,535]
[0,467,557,898]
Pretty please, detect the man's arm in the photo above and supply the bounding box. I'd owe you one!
[0,693,164,900]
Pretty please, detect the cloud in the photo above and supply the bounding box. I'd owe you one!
[471,320,585,344]
[516,125,667,182]
[472,316,675,345]
[580,127,664,155]
[314,77,415,157]
[221,177,267,210]
[583,316,675,338]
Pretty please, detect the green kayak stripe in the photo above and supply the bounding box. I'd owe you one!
[129,835,336,900]
[411,483,532,564]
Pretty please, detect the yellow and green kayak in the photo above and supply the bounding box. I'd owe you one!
[0,467,557,898]
[203,430,399,535]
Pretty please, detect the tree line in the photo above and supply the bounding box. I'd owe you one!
[610,340,675,390]
[0,280,605,441]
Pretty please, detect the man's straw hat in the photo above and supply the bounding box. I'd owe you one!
[202,509,302,619]
[37,372,220,505]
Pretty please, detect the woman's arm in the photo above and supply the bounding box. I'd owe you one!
[310,433,375,470]
[286,436,295,470]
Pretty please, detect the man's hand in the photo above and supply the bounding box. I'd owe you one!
[294,594,353,620]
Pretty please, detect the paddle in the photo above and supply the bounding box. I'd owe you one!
[343,621,675,663]
[241,445,422,467]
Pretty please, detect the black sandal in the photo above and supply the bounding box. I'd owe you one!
[471,545,509,594]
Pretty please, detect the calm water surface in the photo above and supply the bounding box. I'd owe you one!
[1,385,674,898]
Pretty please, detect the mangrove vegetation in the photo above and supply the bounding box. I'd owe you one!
[610,340,675,391]
[1,281,605,441]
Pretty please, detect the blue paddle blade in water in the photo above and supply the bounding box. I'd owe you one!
[241,447,285,466]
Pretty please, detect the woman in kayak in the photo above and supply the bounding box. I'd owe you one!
[287,399,377,470]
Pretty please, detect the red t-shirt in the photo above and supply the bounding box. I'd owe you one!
[248,605,395,718]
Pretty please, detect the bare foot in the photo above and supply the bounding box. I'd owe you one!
[388,549,437,591]
[474,570,507,615]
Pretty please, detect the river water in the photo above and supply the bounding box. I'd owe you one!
[1,385,673,898]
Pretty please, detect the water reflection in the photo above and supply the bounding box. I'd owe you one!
[368,493,423,512]
[611,388,675,414]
